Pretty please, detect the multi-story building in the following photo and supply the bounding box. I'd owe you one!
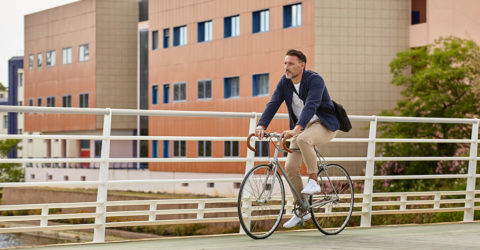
[146,0,410,181]
[19,0,480,195]
[23,0,138,173]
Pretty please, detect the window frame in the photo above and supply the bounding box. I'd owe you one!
[224,15,240,38]
[173,82,187,102]
[62,95,72,107]
[252,9,270,33]
[224,141,239,157]
[152,30,159,50]
[46,50,56,67]
[28,54,34,70]
[224,76,240,99]
[283,3,302,28]
[62,47,72,65]
[173,140,186,157]
[37,53,43,68]
[152,85,159,105]
[46,96,55,107]
[163,84,170,104]
[198,20,213,42]
[255,141,270,157]
[173,25,187,46]
[79,93,89,108]
[197,80,212,100]
[79,44,89,62]
[197,140,212,157]
[252,73,270,96]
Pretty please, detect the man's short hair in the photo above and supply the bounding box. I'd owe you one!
[286,49,307,64]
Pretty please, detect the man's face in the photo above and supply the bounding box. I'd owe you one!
[284,55,304,80]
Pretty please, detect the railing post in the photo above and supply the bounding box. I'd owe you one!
[361,116,377,227]
[464,119,478,222]
[197,201,205,219]
[434,193,441,210]
[244,113,258,174]
[400,194,407,211]
[40,205,49,227]
[149,201,157,222]
[239,113,258,234]
[93,109,112,243]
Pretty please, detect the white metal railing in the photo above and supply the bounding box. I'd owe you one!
[0,105,479,243]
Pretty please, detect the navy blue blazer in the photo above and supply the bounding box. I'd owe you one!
[257,70,339,132]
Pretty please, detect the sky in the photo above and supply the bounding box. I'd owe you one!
[0,0,79,88]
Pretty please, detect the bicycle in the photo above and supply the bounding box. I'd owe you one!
[237,132,354,239]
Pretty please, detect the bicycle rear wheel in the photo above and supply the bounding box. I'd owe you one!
[309,163,354,235]
[238,164,285,239]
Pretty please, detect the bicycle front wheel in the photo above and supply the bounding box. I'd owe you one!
[310,163,354,235]
[238,164,285,239]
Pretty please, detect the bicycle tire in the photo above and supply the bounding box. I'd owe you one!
[238,164,285,239]
[309,163,354,235]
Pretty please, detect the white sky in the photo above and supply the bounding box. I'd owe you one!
[0,0,79,87]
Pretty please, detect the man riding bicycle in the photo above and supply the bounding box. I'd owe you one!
[255,49,339,228]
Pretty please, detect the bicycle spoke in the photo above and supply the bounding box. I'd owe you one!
[310,164,354,235]
[238,164,285,239]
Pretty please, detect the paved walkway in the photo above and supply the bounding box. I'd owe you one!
[19,222,480,250]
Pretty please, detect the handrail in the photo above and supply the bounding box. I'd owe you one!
[0,106,478,243]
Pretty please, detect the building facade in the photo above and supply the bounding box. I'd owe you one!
[23,0,139,170]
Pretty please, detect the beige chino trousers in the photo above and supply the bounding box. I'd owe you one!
[285,120,337,203]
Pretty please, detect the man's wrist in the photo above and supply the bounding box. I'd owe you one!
[256,125,265,130]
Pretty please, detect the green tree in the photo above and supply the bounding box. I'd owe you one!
[0,82,6,92]
[376,36,480,192]
[0,139,23,182]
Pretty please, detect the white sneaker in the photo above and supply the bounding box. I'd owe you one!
[301,179,321,195]
[283,210,311,228]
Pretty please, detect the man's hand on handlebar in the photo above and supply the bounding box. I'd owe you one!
[255,125,265,140]
[280,125,303,140]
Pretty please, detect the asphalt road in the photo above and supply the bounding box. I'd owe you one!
[16,222,480,250]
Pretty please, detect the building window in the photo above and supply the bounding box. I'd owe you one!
[79,44,89,62]
[224,15,240,38]
[94,140,102,157]
[81,176,86,181]
[252,73,269,96]
[152,30,158,50]
[19,101,23,106]
[163,84,170,104]
[224,77,239,98]
[198,20,212,42]
[28,54,34,70]
[37,98,42,106]
[64,176,69,181]
[18,72,23,87]
[29,99,33,106]
[62,95,72,107]
[79,93,89,108]
[46,50,56,66]
[48,175,53,180]
[255,141,270,157]
[62,47,72,64]
[173,82,186,102]
[3,115,8,129]
[163,28,170,48]
[37,53,42,68]
[152,85,158,104]
[173,25,187,46]
[152,140,158,158]
[163,140,169,158]
[207,183,215,188]
[283,3,302,28]
[198,141,212,157]
[411,0,427,25]
[173,140,186,157]
[31,174,35,179]
[197,80,212,100]
[46,96,55,107]
[224,141,239,157]
[252,9,269,33]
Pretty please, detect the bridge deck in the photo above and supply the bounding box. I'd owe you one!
[23,222,480,250]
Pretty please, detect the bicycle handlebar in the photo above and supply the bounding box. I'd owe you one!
[246,133,292,154]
